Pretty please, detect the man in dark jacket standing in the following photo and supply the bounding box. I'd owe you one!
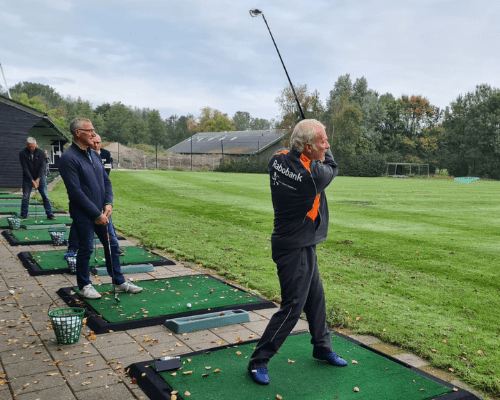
[248,119,346,385]
[19,137,56,220]
[93,135,113,175]
[59,118,142,299]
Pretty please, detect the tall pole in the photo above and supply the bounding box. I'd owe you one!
[250,9,305,120]
[0,63,12,99]
[190,135,193,170]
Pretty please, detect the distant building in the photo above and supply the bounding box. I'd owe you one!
[0,96,70,188]
[167,129,287,161]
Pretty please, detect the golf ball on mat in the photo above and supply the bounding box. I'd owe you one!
[187,303,192,308]
[129,278,134,282]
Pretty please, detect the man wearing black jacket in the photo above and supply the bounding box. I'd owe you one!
[19,137,56,220]
[93,135,113,175]
[59,118,142,299]
[248,119,347,385]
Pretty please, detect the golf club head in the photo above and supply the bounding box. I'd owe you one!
[249,9,262,17]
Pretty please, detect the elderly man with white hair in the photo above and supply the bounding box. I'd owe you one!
[19,137,56,220]
[248,119,346,386]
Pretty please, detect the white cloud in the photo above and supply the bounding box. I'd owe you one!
[1,0,500,120]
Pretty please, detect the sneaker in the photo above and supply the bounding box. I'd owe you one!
[21,216,28,221]
[118,248,125,256]
[47,214,57,220]
[313,351,348,367]
[248,367,270,385]
[81,284,102,299]
[114,281,143,294]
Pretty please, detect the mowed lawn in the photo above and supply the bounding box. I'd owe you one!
[50,171,500,395]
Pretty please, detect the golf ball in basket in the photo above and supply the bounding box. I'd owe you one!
[187,303,192,308]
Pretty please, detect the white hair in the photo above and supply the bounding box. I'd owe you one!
[26,137,37,144]
[289,119,325,152]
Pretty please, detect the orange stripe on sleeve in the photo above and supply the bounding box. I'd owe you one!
[306,194,321,221]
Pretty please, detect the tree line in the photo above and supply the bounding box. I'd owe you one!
[0,82,274,153]
[274,74,500,178]
[1,78,499,178]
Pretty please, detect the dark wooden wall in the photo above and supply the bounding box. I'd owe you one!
[0,103,42,188]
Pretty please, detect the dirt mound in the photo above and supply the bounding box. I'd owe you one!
[104,142,149,159]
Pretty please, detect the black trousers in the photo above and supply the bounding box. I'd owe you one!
[249,244,333,369]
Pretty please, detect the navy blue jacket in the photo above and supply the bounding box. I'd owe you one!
[99,148,113,175]
[269,148,338,249]
[19,147,46,181]
[59,143,113,221]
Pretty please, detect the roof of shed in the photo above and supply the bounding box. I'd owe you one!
[0,95,71,141]
[167,129,286,155]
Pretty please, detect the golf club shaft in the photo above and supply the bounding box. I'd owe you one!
[260,13,305,120]
[106,221,119,302]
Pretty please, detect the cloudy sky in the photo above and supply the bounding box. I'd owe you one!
[1,0,499,121]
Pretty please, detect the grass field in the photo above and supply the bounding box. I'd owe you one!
[50,171,500,395]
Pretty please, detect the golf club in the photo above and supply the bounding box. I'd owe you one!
[93,232,98,263]
[249,8,305,120]
[34,185,38,224]
[106,222,120,303]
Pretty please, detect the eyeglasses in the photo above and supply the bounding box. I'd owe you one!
[77,128,95,132]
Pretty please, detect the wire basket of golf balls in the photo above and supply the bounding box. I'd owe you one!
[48,228,67,246]
[48,307,85,345]
[7,217,21,230]
[65,253,77,275]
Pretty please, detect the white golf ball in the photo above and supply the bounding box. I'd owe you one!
[129,278,134,282]
[40,221,44,224]
[187,303,192,308]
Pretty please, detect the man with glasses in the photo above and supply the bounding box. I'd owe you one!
[59,118,142,299]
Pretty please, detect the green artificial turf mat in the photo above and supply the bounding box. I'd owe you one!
[0,200,39,206]
[0,206,64,214]
[32,245,165,271]
[8,229,71,244]
[74,275,264,323]
[154,333,454,400]
[0,194,21,198]
[0,215,73,229]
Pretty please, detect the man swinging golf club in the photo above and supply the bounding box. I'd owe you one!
[59,118,142,299]
[248,119,346,385]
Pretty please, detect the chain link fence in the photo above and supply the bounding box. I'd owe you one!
[108,140,279,171]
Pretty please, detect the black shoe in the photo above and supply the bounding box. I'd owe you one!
[118,248,125,256]
[21,216,28,221]
[47,215,57,221]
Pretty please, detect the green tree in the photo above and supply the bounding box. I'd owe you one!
[441,84,500,178]
[129,114,150,144]
[250,117,272,130]
[12,93,47,112]
[148,110,166,149]
[9,82,64,109]
[104,102,133,143]
[233,111,252,131]
[187,107,235,133]
[165,115,194,148]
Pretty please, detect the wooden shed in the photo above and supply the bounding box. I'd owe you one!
[0,96,70,189]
